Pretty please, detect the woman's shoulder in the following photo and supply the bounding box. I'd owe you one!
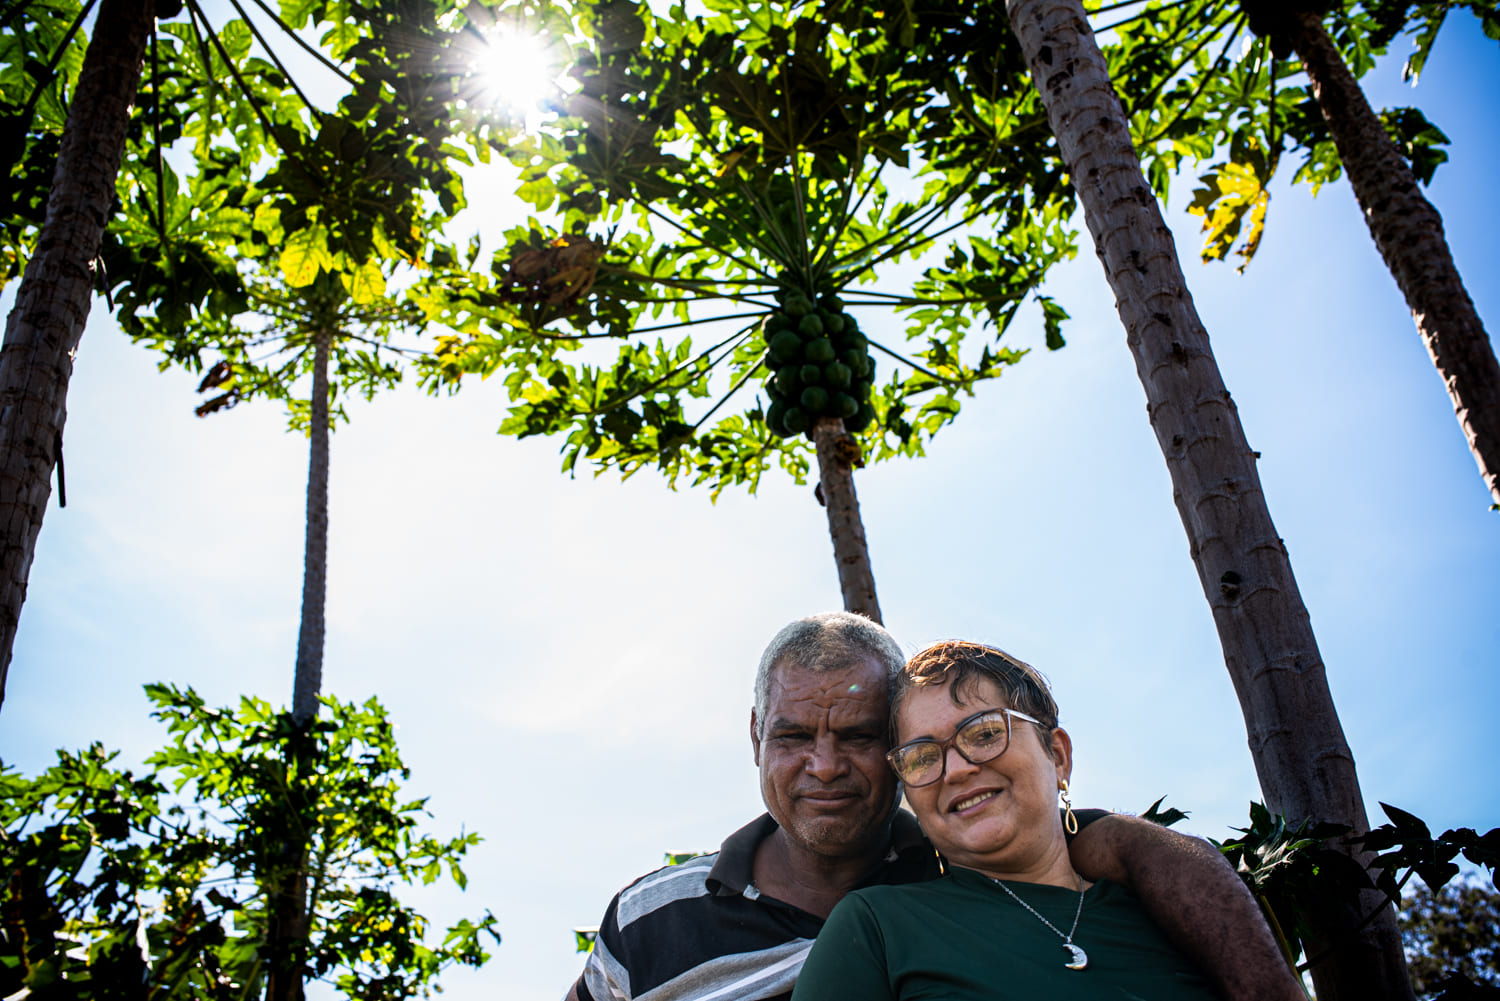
[839,872,982,917]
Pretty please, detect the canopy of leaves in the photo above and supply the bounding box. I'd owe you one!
[1096,0,1492,267]
[93,0,528,425]
[0,685,498,999]
[0,0,89,285]
[420,0,1079,496]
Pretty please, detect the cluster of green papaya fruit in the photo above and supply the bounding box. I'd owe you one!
[762,289,877,438]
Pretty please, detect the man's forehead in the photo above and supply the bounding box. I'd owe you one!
[767,658,890,712]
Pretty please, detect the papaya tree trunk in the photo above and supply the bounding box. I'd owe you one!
[0,0,153,713]
[1290,13,1500,509]
[266,326,332,1001]
[290,327,331,725]
[1002,1,1412,998]
[811,417,881,623]
[262,745,312,1001]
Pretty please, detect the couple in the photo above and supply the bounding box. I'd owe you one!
[566,613,1302,1001]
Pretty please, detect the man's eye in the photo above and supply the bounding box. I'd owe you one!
[773,733,811,744]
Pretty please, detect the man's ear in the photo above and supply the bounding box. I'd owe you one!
[750,709,762,766]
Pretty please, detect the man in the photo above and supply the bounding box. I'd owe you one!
[567,613,1301,1001]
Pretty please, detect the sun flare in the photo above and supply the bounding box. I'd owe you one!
[477,29,559,119]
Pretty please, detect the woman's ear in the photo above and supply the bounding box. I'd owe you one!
[1050,726,1074,784]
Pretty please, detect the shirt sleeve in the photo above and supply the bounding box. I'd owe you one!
[577,893,632,1001]
[790,894,894,1001]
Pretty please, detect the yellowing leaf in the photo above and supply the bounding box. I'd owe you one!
[1187,159,1270,272]
[340,258,387,305]
[279,225,332,287]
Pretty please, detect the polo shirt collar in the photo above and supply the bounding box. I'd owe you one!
[704,810,928,898]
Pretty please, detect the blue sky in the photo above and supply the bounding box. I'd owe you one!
[2,12,1497,1000]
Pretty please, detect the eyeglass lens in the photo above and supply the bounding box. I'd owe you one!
[892,711,1012,786]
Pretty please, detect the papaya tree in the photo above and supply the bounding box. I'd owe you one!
[93,0,520,976]
[1096,0,1500,509]
[105,85,480,994]
[0,0,513,714]
[0,685,500,998]
[905,0,1415,995]
[422,0,1079,621]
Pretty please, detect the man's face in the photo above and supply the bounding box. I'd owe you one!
[751,657,899,861]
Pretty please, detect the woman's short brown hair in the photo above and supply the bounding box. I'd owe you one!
[892,640,1059,743]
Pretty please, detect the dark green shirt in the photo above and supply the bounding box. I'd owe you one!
[791,866,1223,1001]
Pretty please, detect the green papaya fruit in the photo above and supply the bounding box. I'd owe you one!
[805,338,836,364]
[784,406,811,434]
[853,378,873,401]
[824,361,851,389]
[822,312,846,336]
[832,392,859,419]
[800,363,823,386]
[819,294,844,312]
[769,330,803,363]
[766,399,790,436]
[836,331,867,353]
[800,386,829,412]
[764,311,791,332]
[797,313,825,338]
[784,294,813,318]
[846,401,876,432]
[776,367,802,396]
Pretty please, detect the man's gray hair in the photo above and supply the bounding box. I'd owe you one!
[753,612,906,736]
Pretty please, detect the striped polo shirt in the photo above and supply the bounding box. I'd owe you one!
[576,812,938,1001]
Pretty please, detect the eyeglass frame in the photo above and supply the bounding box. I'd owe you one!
[885,706,1048,788]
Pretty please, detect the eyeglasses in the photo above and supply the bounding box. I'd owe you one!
[886,707,1046,787]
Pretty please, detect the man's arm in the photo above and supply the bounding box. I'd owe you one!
[1068,813,1305,1001]
[563,982,584,1001]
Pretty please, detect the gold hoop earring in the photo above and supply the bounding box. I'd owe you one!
[1060,779,1078,835]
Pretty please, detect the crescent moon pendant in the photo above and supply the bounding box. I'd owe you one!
[1064,944,1089,970]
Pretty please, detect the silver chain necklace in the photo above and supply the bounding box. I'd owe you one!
[989,878,1089,970]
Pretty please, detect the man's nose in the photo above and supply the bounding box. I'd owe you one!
[805,735,848,780]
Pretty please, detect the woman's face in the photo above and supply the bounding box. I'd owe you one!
[894,676,1072,880]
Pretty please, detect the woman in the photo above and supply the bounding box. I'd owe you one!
[790,640,1228,1001]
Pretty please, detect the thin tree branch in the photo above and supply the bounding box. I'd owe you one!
[14,0,98,130]
[866,336,963,385]
[247,0,357,86]
[222,0,321,115]
[1144,13,1246,145]
[1088,0,1197,30]
[691,351,767,430]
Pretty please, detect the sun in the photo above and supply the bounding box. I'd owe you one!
[476,29,560,121]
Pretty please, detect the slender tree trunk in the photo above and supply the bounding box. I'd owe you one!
[0,0,153,712]
[1002,1,1412,998]
[811,417,881,624]
[1289,14,1500,509]
[290,327,331,725]
[266,326,332,1001]
[262,743,312,1001]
